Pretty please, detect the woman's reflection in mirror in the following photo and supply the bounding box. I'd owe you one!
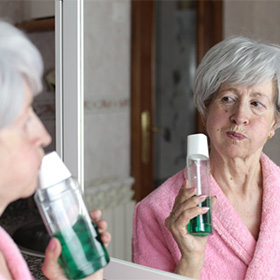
[132,37,280,280]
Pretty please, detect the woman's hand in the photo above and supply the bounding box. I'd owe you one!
[165,180,215,279]
[41,209,111,280]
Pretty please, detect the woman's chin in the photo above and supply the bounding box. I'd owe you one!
[21,182,38,199]
[221,146,250,159]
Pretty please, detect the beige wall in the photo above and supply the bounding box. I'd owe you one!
[224,0,280,166]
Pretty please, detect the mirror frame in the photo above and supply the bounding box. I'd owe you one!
[55,0,85,190]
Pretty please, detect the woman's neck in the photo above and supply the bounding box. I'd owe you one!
[210,149,262,196]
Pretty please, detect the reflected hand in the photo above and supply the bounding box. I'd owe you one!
[165,180,216,278]
[41,209,111,280]
[89,209,111,249]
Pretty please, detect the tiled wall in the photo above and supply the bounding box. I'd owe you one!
[83,1,132,189]
[83,3,134,260]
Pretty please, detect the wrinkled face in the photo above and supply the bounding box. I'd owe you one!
[205,81,278,160]
[0,84,51,202]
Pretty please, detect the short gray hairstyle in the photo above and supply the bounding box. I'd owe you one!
[0,20,43,129]
[193,36,280,127]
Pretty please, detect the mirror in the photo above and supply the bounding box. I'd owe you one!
[81,0,280,270]
[2,0,280,277]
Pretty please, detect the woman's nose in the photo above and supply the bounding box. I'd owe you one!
[38,123,52,148]
[230,102,249,125]
[29,111,52,148]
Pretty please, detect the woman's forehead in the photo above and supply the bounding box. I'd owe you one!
[218,81,275,95]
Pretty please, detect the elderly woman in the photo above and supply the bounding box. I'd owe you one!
[132,36,280,280]
[0,21,110,280]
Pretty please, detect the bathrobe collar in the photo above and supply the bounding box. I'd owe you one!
[211,153,280,279]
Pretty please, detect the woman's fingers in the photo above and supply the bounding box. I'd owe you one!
[96,219,111,247]
[176,195,208,218]
[43,237,105,280]
[169,193,207,224]
[42,238,67,280]
[90,209,102,222]
[165,204,209,256]
[90,210,107,232]
[165,182,213,265]
[166,200,209,230]
[100,232,111,248]
[173,206,209,229]
[89,210,111,248]
[95,219,107,231]
[169,180,215,228]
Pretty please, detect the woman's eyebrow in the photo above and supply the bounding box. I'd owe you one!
[219,87,239,94]
[251,92,270,103]
[251,92,266,97]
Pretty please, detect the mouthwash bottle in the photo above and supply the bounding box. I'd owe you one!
[34,151,110,279]
[186,133,212,236]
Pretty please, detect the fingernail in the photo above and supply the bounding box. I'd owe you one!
[201,207,210,212]
[198,195,207,200]
[48,238,56,251]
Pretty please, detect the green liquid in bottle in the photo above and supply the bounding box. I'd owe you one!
[187,197,212,236]
[54,215,110,279]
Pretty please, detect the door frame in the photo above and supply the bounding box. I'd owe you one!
[130,0,155,202]
[130,0,223,202]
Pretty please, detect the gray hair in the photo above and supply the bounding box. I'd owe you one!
[0,21,43,129]
[193,36,280,127]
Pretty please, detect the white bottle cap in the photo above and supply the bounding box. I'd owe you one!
[187,133,209,159]
[39,151,71,189]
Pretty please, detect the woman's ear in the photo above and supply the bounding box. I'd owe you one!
[268,118,278,139]
[272,115,280,131]
[268,131,275,139]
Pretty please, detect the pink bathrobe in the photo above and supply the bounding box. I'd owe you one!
[132,153,280,279]
[0,226,33,280]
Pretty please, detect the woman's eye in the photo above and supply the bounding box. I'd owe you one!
[221,96,234,102]
[251,101,264,108]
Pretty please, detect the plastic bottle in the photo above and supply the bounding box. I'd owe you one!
[186,133,212,236]
[34,151,110,279]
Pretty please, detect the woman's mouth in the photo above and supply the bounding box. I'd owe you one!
[226,131,246,140]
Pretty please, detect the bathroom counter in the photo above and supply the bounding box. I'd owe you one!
[23,254,46,280]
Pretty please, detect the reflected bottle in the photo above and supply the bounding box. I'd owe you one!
[186,133,212,236]
[34,152,110,279]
